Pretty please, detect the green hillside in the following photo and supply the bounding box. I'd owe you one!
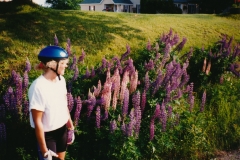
[0,3,239,83]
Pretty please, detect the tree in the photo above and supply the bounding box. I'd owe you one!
[46,0,83,10]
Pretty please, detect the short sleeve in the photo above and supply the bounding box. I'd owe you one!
[28,82,45,112]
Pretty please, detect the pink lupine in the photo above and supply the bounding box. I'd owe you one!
[110,120,117,133]
[101,79,112,110]
[150,120,155,141]
[93,80,102,97]
[120,70,129,102]
[146,39,151,51]
[111,69,121,110]
[122,88,129,117]
[144,72,150,91]
[129,70,138,94]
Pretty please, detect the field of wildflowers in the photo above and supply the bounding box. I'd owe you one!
[0,27,240,160]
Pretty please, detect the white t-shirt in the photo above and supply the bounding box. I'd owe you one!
[28,75,69,132]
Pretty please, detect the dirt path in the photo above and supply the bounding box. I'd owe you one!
[213,150,240,160]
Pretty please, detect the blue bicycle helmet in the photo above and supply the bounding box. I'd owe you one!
[38,46,68,80]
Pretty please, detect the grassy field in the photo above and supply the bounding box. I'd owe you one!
[0,3,240,85]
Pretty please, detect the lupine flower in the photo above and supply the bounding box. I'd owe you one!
[167,106,172,118]
[3,87,13,108]
[96,106,101,129]
[122,88,129,117]
[66,38,71,55]
[152,71,164,95]
[150,120,155,141]
[141,90,146,114]
[160,102,167,132]
[164,83,171,103]
[144,72,150,91]
[152,103,161,121]
[205,60,211,75]
[120,44,130,61]
[74,96,82,127]
[54,34,58,46]
[132,91,141,109]
[22,71,29,92]
[22,99,29,118]
[171,34,180,46]
[144,59,154,71]
[0,123,6,142]
[0,104,5,121]
[129,70,138,94]
[78,49,86,63]
[173,88,183,100]
[10,94,17,114]
[164,43,171,59]
[67,92,74,112]
[111,69,121,110]
[84,67,90,79]
[102,109,109,121]
[118,114,122,122]
[127,108,135,137]
[123,58,135,76]
[70,55,77,70]
[110,120,117,133]
[178,70,190,88]
[146,39,151,51]
[101,79,112,110]
[189,95,195,113]
[176,37,187,52]
[120,70,129,102]
[73,66,79,81]
[188,83,194,102]
[200,90,206,112]
[134,105,141,137]
[121,121,127,136]
[154,42,159,53]
[24,58,31,73]
[202,57,207,72]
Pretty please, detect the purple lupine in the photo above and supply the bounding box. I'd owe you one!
[84,67,90,79]
[72,65,79,81]
[152,71,164,95]
[22,71,29,92]
[10,94,17,114]
[144,72,150,91]
[178,70,190,88]
[121,121,127,136]
[66,38,71,55]
[3,87,13,108]
[173,89,183,100]
[144,59,154,71]
[175,37,187,52]
[150,120,155,141]
[146,39,151,51]
[23,100,29,118]
[0,104,5,121]
[171,34,180,46]
[0,123,6,142]
[141,90,146,114]
[86,91,96,119]
[122,88,129,117]
[102,109,109,121]
[160,102,167,132]
[67,92,74,112]
[127,109,135,137]
[110,120,117,133]
[54,34,59,46]
[154,42,159,53]
[123,58,135,76]
[15,77,23,114]
[74,96,82,127]
[78,49,86,63]
[152,103,161,121]
[188,83,194,103]
[200,90,206,112]
[120,44,131,61]
[132,91,141,109]
[229,63,240,77]
[164,43,171,58]
[96,106,101,129]
[189,95,195,113]
[164,83,171,104]
[70,55,77,70]
[24,58,31,73]
[134,105,142,137]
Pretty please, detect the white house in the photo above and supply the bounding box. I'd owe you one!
[80,0,140,13]
[80,0,200,13]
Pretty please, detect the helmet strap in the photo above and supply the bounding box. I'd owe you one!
[50,62,61,80]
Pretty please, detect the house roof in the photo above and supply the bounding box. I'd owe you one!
[81,0,133,4]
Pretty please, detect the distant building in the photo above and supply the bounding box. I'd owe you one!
[80,0,200,13]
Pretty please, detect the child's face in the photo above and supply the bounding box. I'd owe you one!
[58,59,69,75]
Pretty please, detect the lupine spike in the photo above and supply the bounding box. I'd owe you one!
[110,120,117,133]
[74,96,82,127]
[54,34,58,46]
[122,88,129,117]
[96,106,101,129]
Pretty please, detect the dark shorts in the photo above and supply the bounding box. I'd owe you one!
[44,124,68,153]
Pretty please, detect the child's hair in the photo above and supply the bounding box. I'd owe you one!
[34,62,48,72]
